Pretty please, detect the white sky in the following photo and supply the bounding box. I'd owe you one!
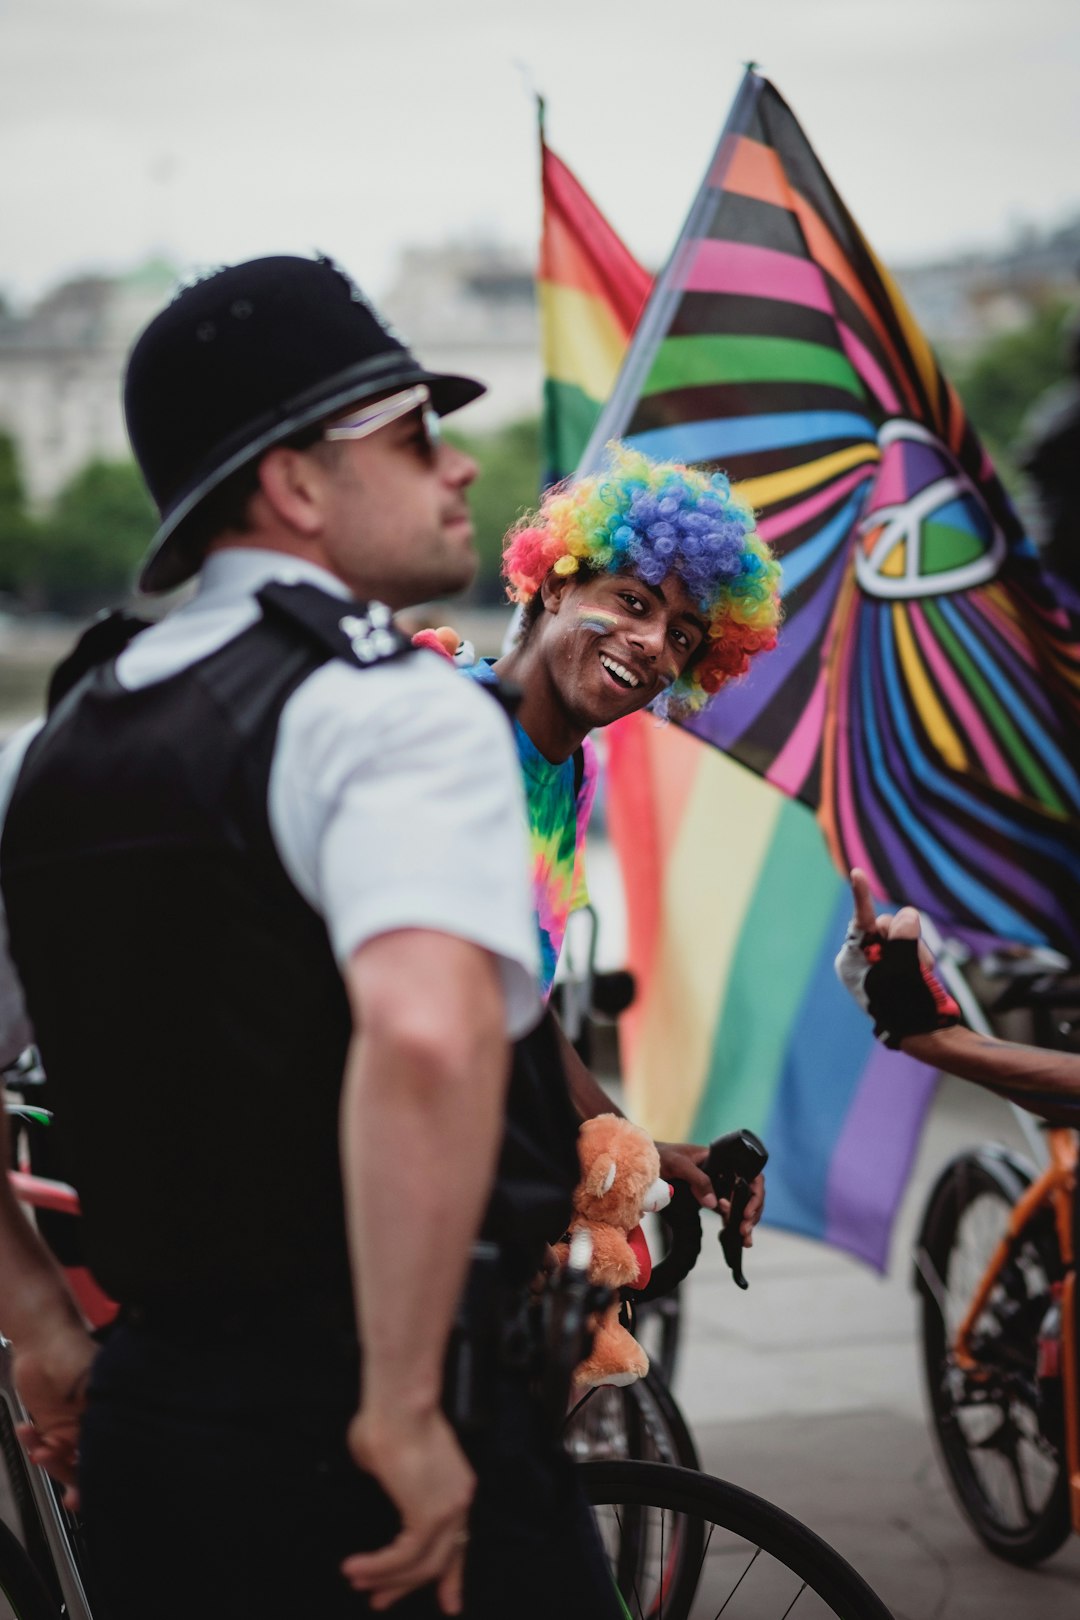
[2,0,1079,312]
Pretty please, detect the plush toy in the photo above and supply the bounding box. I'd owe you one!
[411,626,476,666]
[557,1113,672,1390]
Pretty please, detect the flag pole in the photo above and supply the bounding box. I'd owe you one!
[576,63,765,476]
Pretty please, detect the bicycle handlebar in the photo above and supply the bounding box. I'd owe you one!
[634,1128,769,1302]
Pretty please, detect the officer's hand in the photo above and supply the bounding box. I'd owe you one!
[342,1405,475,1614]
[13,1324,98,1509]
[656,1142,717,1210]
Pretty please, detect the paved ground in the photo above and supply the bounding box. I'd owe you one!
[672,1075,1080,1618]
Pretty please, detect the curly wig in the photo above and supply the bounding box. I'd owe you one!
[503,443,782,717]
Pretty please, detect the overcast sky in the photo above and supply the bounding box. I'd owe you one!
[3,0,1079,313]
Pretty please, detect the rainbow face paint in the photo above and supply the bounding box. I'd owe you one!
[576,607,619,636]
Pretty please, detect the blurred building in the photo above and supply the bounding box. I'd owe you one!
[379,242,540,432]
[0,262,176,508]
[1,218,1077,508]
[895,215,1080,360]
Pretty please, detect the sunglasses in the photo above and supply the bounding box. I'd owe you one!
[324,384,442,456]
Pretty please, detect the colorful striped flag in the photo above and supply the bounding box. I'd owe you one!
[539,122,934,1269]
[538,119,651,487]
[605,714,936,1269]
[584,69,1080,958]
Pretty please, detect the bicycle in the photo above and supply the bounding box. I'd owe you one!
[913,948,1080,1565]
[0,1096,894,1618]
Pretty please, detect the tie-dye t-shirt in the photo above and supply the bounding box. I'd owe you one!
[464,661,598,998]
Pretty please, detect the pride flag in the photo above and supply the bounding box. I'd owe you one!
[605,715,936,1269]
[577,70,1080,1264]
[585,69,1080,957]
[539,124,933,1269]
[538,121,651,487]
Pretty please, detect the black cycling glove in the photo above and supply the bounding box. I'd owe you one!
[835,926,961,1049]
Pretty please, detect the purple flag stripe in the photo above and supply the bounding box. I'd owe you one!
[824,1042,938,1267]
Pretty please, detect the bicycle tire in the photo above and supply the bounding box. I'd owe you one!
[0,1518,60,1620]
[579,1460,894,1620]
[916,1147,1071,1565]
[564,1369,700,1471]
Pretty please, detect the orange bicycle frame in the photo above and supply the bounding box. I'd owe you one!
[952,1128,1080,1531]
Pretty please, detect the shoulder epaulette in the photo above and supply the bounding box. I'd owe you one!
[257,581,412,671]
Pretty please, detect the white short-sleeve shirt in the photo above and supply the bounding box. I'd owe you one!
[0,550,542,1065]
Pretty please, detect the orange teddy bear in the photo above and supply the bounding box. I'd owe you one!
[558,1114,672,1390]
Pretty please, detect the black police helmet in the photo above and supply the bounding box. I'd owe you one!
[125,255,486,594]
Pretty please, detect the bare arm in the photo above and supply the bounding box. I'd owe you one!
[902,1024,1080,1124]
[0,1088,97,1497]
[337,928,509,1615]
[842,868,1080,1124]
[552,1009,756,1225]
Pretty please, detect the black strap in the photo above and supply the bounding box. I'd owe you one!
[47,611,152,713]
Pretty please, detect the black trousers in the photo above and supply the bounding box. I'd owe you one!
[77,1307,620,1620]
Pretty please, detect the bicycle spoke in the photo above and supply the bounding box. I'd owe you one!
[693,1516,717,1597]
[779,1582,810,1617]
[713,1544,761,1615]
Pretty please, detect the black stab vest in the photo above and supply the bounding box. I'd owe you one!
[1,583,578,1306]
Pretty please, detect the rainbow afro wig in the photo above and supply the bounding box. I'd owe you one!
[503,443,782,718]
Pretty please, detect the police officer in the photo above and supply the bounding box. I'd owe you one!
[0,257,614,1618]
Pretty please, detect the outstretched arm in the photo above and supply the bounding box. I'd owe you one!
[838,868,1080,1122]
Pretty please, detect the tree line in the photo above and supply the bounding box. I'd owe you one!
[0,298,1072,618]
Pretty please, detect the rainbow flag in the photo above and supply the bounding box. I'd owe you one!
[539,122,651,487]
[605,714,936,1269]
[585,69,1080,957]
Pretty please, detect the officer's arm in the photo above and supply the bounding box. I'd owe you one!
[0,1088,96,1497]
[338,926,508,1613]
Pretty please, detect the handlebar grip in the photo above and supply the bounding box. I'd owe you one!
[632,1180,703,1304]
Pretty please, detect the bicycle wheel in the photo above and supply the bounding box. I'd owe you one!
[564,1369,700,1471]
[580,1460,893,1620]
[916,1148,1071,1564]
[0,1520,60,1620]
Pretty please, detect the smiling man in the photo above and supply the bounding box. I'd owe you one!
[461,444,782,1220]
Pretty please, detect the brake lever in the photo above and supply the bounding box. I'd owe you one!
[704,1129,769,1290]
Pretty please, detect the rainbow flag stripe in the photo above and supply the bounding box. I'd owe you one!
[605,714,935,1268]
[539,138,651,487]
